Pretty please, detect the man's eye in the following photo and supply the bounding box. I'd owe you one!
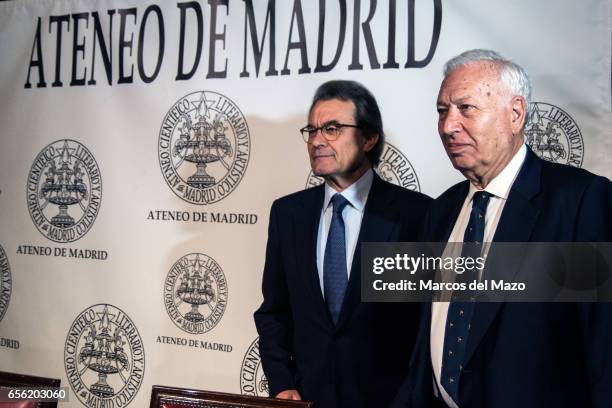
[323,125,338,133]
[459,104,474,111]
[436,107,448,115]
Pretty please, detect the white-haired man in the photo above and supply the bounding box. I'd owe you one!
[393,49,612,408]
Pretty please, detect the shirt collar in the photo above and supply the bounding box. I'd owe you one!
[468,144,527,200]
[323,168,373,212]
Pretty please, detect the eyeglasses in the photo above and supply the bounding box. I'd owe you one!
[299,123,360,142]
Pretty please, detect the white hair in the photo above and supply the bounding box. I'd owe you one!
[443,49,532,117]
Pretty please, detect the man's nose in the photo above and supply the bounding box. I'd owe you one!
[440,109,462,136]
[309,128,328,146]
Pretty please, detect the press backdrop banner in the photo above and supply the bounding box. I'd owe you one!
[0,0,610,406]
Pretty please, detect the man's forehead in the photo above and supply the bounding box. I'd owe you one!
[437,93,474,105]
[455,60,499,74]
[439,63,501,98]
[445,62,500,85]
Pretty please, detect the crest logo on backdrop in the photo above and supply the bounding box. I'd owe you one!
[306,142,421,191]
[26,140,102,243]
[240,337,268,397]
[525,102,584,167]
[64,304,144,407]
[158,91,251,205]
[0,245,11,322]
[164,253,228,334]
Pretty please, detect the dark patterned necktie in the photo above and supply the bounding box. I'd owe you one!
[324,194,350,324]
[441,191,492,405]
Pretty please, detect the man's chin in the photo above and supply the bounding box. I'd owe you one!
[311,162,337,176]
[311,168,332,177]
[449,156,475,172]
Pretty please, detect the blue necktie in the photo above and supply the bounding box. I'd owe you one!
[324,194,350,325]
[441,191,492,405]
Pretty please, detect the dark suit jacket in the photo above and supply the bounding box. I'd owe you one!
[254,173,431,408]
[393,148,612,408]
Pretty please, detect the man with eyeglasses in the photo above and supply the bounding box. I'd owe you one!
[254,80,431,408]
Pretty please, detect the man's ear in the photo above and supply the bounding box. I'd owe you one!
[510,96,528,134]
[363,134,379,152]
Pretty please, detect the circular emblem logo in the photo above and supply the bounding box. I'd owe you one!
[0,245,11,322]
[164,253,228,334]
[64,304,145,407]
[525,102,584,167]
[240,337,269,396]
[26,139,102,243]
[158,91,251,205]
[305,142,421,190]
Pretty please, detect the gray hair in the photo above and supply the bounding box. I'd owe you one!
[443,49,532,122]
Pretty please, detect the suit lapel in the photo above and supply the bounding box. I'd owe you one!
[335,175,400,330]
[293,185,330,323]
[463,149,542,365]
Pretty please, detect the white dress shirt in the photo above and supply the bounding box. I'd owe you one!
[316,168,373,298]
[431,144,527,407]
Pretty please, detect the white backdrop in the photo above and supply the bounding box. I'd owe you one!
[0,0,610,406]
